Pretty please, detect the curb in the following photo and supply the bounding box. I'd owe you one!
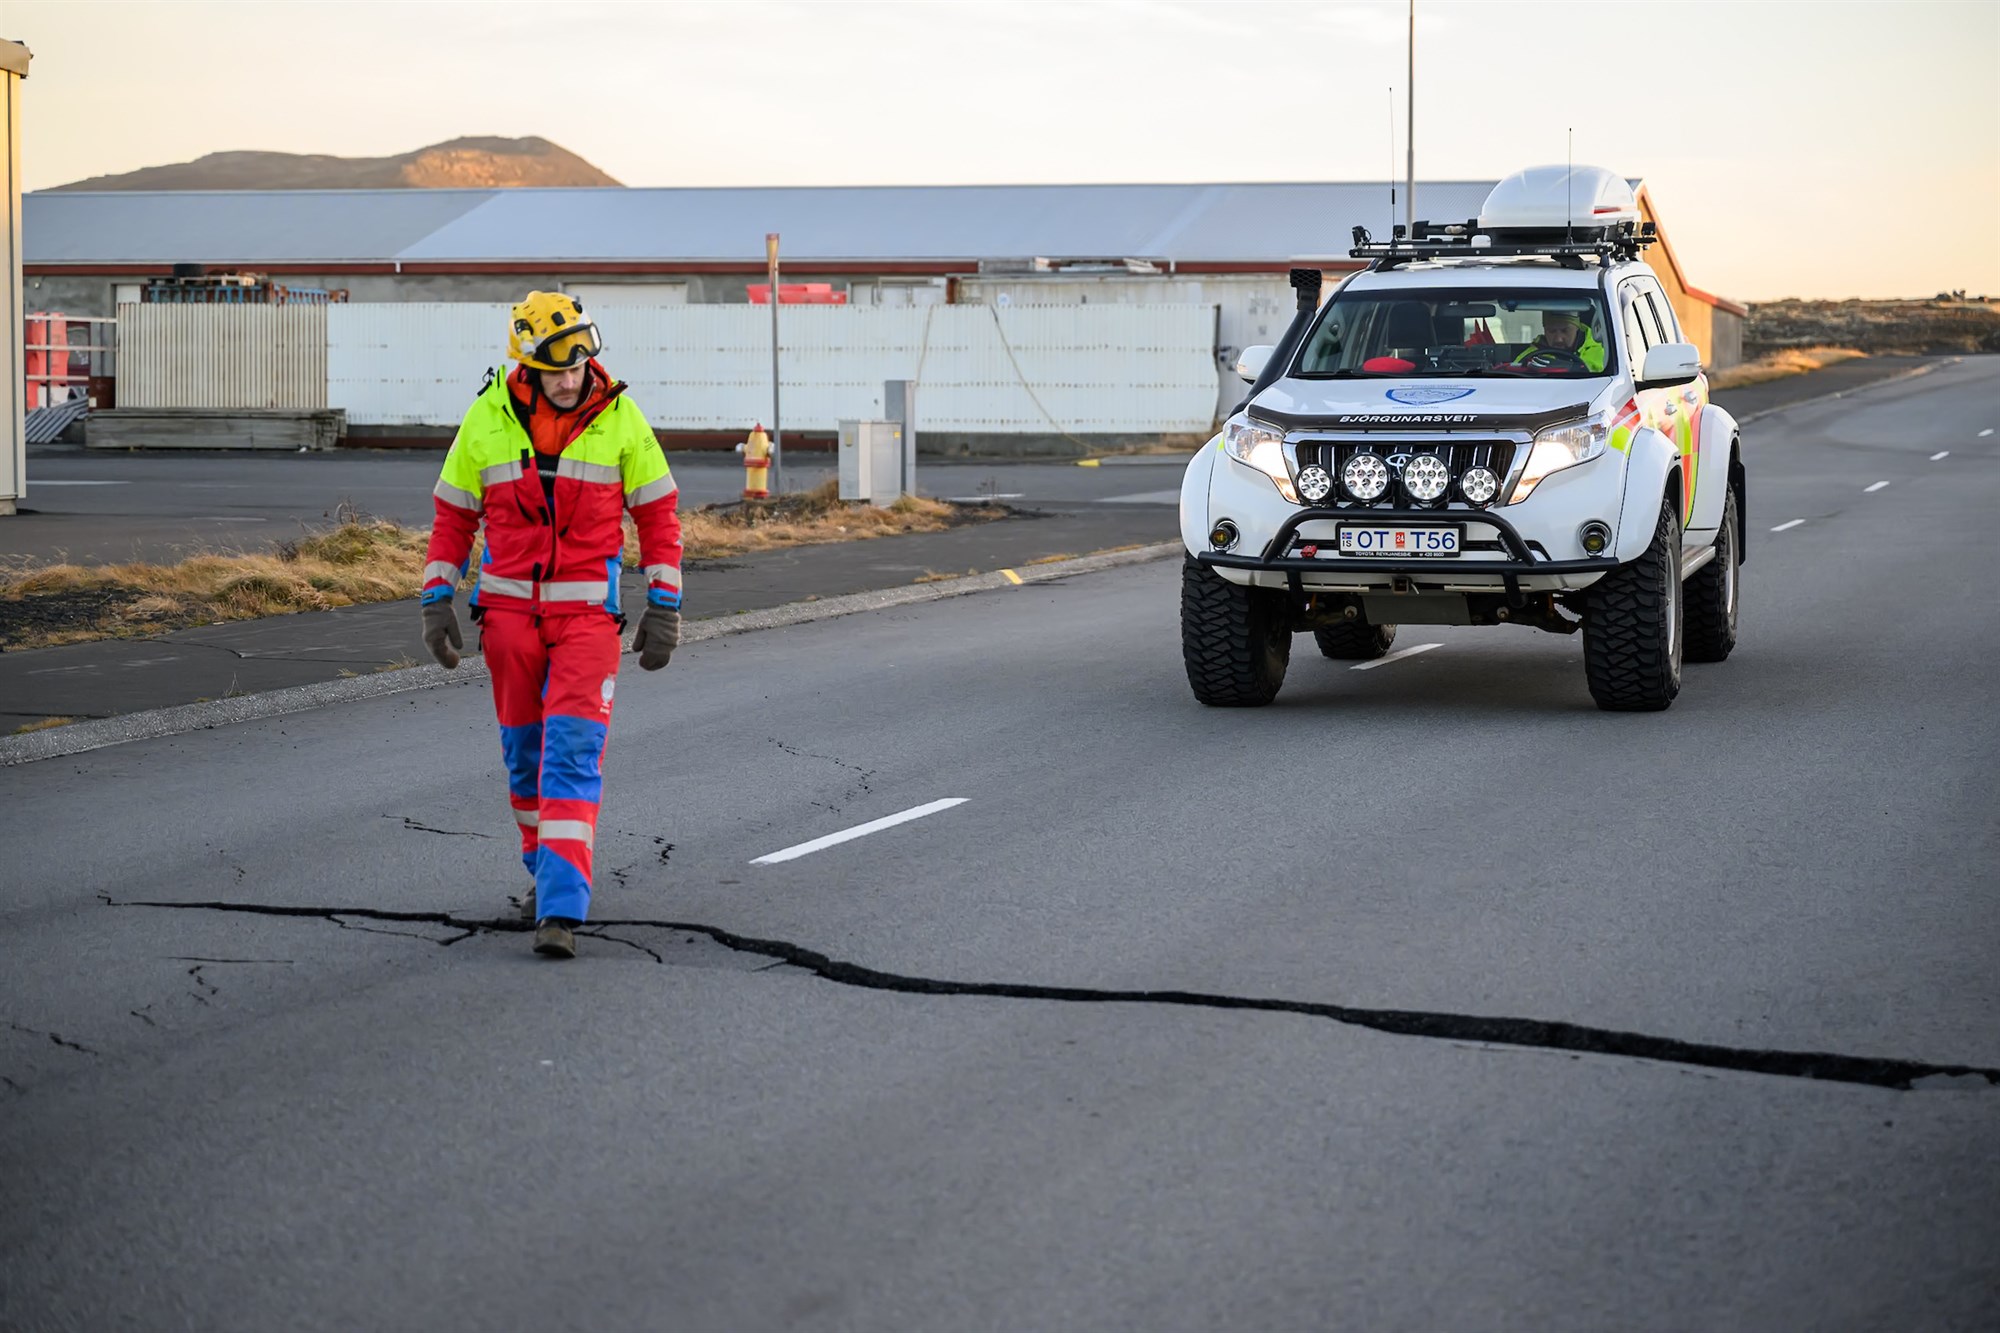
[0,541,1182,767]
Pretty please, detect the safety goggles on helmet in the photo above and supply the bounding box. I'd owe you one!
[508,291,605,372]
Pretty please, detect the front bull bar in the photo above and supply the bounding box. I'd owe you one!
[1197,506,1618,605]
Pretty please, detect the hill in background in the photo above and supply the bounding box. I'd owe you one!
[47,136,621,191]
[1746,298,2000,358]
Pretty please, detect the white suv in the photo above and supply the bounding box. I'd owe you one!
[1179,166,1744,712]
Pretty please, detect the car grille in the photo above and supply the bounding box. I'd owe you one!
[1299,439,1520,510]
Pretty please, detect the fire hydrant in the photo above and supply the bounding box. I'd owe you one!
[742,423,773,500]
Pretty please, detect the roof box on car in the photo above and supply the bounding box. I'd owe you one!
[1478,165,1638,242]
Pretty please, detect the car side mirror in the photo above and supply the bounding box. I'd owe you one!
[1638,341,1701,390]
[1235,345,1275,383]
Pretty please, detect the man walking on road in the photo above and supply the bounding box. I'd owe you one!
[419,293,683,959]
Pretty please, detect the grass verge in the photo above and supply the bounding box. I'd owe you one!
[1,482,1001,652]
[1709,346,1865,391]
[11,716,78,735]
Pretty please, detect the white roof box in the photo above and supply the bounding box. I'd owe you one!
[1478,165,1638,240]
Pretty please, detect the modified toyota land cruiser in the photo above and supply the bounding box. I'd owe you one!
[1180,165,1745,712]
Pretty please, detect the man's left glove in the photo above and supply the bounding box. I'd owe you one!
[632,604,680,671]
[422,599,463,669]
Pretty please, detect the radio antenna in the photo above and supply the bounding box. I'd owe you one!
[1405,0,1416,234]
[1565,127,1574,245]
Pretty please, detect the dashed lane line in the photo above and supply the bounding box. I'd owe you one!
[1771,519,1806,532]
[1351,642,1444,671]
[752,799,970,865]
[1865,481,1890,493]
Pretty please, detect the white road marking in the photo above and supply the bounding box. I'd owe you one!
[1771,519,1806,532]
[752,798,969,865]
[1097,489,1182,505]
[27,480,129,486]
[1865,481,1890,493]
[1931,451,1950,461]
[1351,642,1444,671]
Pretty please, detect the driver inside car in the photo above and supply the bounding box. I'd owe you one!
[1513,308,1606,372]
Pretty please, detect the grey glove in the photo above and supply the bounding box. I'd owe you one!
[632,604,680,671]
[421,599,463,669]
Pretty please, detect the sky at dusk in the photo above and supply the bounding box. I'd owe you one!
[5,0,1996,300]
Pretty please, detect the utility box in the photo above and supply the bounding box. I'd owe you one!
[1,40,28,517]
[837,419,906,506]
[884,378,918,483]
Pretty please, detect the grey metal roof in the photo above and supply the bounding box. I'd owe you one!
[24,180,1592,266]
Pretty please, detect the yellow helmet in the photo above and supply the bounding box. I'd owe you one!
[508,291,602,371]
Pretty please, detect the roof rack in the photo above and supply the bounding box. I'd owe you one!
[1349,219,1657,272]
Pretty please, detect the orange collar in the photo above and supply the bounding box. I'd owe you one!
[508,361,621,455]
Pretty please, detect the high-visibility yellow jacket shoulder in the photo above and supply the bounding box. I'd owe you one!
[422,368,682,618]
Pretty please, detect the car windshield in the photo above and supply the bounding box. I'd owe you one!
[1292,286,1616,379]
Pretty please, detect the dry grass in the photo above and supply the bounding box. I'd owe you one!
[11,716,78,735]
[1709,346,1866,391]
[0,520,431,650]
[653,480,982,562]
[1,482,999,652]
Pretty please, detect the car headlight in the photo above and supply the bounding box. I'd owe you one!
[1509,412,1609,504]
[1222,414,1298,503]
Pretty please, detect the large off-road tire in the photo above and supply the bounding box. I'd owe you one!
[1312,621,1397,660]
[1683,485,1741,663]
[1181,555,1291,706]
[1582,497,1683,712]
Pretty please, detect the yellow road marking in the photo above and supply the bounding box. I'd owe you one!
[1001,569,1024,585]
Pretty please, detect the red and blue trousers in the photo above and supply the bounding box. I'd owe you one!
[481,609,620,923]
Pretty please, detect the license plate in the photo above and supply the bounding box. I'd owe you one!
[1335,524,1462,557]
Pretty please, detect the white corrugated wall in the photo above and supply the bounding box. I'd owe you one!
[116,305,328,409]
[327,304,1219,433]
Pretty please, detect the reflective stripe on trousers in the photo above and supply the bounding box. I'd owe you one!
[482,609,620,922]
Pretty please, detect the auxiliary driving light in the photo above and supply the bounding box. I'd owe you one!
[1296,465,1334,504]
[1342,453,1390,502]
[1459,466,1500,505]
[1210,519,1240,551]
[1403,454,1450,503]
[1579,520,1612,555]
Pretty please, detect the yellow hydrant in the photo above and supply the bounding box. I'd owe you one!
[742,423,773,500]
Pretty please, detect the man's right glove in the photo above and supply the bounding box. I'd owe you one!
[422,599,463,669]
[631,604,680,671]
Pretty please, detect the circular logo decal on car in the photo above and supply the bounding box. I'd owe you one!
[1385,386,1475,405]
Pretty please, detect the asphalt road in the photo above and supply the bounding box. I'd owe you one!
[1,448,1188,566]
[2,358,1996,1330]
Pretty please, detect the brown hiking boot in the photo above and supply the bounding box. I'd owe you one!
[533,918,577,959]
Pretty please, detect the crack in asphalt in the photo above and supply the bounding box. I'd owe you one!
[769,738,876,816]
[5,1020,101,1057]
[393,816,497,840]
[100,897,2000,1094]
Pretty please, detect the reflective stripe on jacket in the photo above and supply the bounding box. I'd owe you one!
[1513,327,1607,372]
[423,365,683,616]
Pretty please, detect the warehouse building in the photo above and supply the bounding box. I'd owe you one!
[23,179,1745,385]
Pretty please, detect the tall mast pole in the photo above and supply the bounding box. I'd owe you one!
[1405,0,1416,233]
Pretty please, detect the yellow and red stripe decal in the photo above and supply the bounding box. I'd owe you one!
[1608,398,1642,454]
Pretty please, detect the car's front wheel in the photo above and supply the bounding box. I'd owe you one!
[1581,497,1683,711]
[1181,555,1290,706]
[1683,485,1741,662]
